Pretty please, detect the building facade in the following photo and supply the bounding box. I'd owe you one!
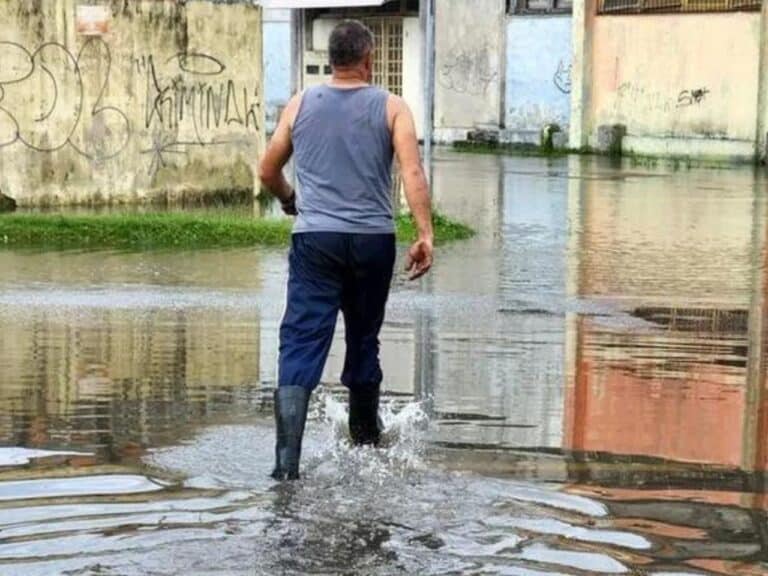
[275,0,768,161]
[286,0,574,145]
[572,0,766,161]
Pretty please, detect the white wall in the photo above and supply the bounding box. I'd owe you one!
[434,0,505,143]
[312,17,339,51]
[402,16,424,139]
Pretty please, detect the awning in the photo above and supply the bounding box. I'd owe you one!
[261,0,387,8]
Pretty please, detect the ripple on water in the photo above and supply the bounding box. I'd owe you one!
[0,474,167,502]
[139,399,648,575]
[0,398,759,575]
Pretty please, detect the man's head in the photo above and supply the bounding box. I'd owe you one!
[329,20,374,81]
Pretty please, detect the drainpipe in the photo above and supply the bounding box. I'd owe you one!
[755,0,768,162]
[420,0,435,184]
[290,8,304,95]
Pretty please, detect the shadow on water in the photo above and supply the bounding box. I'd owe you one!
[0,151,767,573]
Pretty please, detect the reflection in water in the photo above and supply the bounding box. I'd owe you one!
[1,152,768,573]
[0,305,262,458]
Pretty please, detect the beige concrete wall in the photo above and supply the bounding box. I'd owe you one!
[587,13,761,159]
[0,1,264,207]
[433,0,505,142]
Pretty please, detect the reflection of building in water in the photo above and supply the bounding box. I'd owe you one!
[428,153,568,449]
[565,313,749,467]
[0,308,261,455]
[565,156,768,471]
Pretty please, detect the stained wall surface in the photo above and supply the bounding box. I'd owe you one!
[0,1,264,206]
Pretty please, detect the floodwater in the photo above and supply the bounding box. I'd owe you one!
[0,151,767,575]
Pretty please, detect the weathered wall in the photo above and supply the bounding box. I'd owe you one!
[434,0,505,143]
[0,0,264,207]
[505,15,571,145]
[587,13,761,159]
[263,8,291,133]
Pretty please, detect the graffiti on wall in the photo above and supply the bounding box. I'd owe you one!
[0,38,260,175]
[553,59,572,95]
[439,43,498,96]
[616,82,675,114]
[0,39,131,161]
[134,52,260,175]
[677,88,709,108]
[616,82,711,115]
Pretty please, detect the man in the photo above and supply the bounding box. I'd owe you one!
[259,20,434,481]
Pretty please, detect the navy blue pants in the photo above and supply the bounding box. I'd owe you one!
[278,232,396,392]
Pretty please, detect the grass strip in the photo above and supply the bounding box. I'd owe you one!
[0,212,473,251]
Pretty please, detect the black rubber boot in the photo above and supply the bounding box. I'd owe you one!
[348,384,382,446]
[271,386,311,481]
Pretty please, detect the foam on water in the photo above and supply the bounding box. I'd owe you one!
[486,516,652,550]
[0,447,93,467]
[306,392,430,483]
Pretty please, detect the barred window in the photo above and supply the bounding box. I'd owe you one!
[365,18,403,96]
[509,0,573,13]
[599,0,760,14]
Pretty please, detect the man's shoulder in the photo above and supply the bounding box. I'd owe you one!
[284,91,307,129]
[384,93,408,112]
[385,94,412,124]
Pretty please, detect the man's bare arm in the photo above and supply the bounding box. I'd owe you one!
[259,94,301,213]
[389,96,434,280]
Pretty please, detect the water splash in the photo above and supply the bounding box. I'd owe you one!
[305,392,430,485]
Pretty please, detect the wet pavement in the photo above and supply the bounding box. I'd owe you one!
[0,151,767,574]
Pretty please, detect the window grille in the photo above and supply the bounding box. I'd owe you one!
[365,18,403,96]
[599,0,759,14]
[510,0,573,13]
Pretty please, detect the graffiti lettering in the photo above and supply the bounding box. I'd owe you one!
[173,52,226,76]
[677,88,709,108]
[439,43,498,96]
[0,39,130,161]
[553,59,572,95]
[0,40,260,177]
[616,82,675,114]
[135,54,260,134]
[134,52,260,173]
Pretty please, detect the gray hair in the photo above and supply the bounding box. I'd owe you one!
[329,20,374,68]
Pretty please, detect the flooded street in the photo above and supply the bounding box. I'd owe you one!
[1,151,767,575]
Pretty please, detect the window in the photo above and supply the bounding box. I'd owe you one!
[598,0,759,14]
[365,18,403,96]
[509,0,572,13]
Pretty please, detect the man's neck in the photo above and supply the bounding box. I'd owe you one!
[330,69,369,87]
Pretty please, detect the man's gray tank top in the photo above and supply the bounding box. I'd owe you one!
[291,85,394,235]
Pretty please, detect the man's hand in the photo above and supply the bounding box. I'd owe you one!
[405,237,433,281]
[388,95,434,281]
[281,191,298,216]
